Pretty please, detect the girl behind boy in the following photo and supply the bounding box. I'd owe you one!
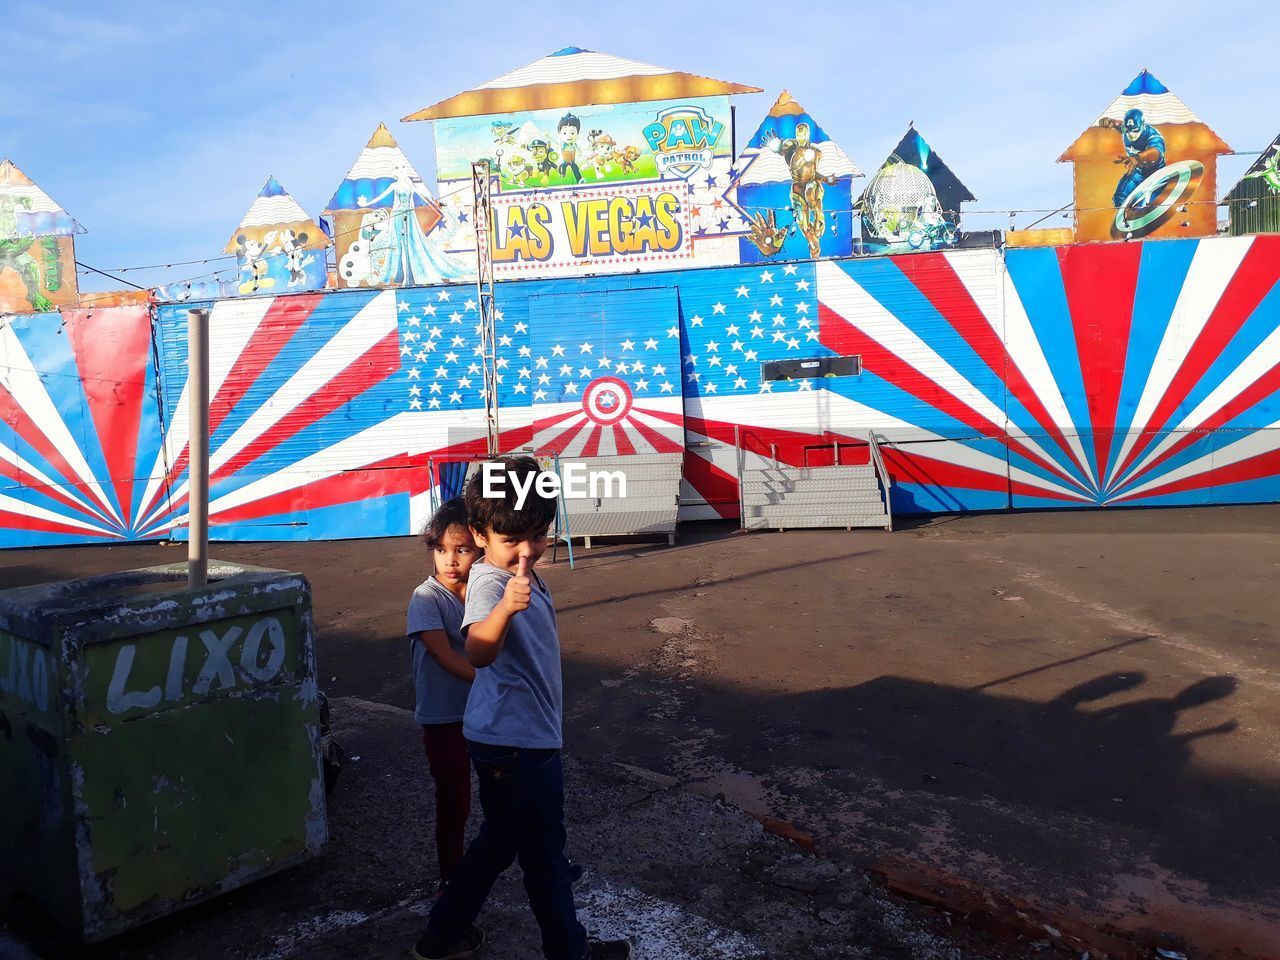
[407,497,481,893]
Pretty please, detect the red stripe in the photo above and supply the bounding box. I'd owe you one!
[540,418,590,455]
[63,305,152,526]
[1111,446,1280,504]
[819,302,1086,490]
[211,329,400,483]
[1057,242,1143,484]
[209,457,412,527]
[0,509,119,539]
[578,424,603,457]
[625,415,685,453]
[886,448,1083,504]
[210,294,322,434]
[0,382,118,526]
[611,424,636,455]
[1116,357,1280,491]
[901,253,1091,480]
[681,449,738,518]
[1112,239,1280,483]
[0,458,111,523]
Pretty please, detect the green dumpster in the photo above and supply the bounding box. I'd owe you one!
[0,562,328,942]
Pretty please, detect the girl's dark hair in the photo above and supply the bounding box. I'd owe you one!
[422,497,470,550]
[464,455,557,536]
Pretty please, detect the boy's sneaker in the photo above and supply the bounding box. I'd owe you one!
[584,938,633,959]
[411,924,485,960]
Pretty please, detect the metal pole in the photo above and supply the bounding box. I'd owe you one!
[187,308,210,589]
[472,160,500,457]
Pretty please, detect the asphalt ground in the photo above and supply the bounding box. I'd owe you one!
[2,504,1279,959]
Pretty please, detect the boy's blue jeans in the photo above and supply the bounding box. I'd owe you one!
[422,742,587,960]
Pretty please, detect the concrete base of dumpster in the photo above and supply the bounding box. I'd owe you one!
[0,562,328,943]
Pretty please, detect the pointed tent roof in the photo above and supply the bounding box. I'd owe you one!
[1060,70,1229,160]
[324,122,434,213]
[0,158,85,239]
[1225,132,1280,201]
[860,124,975,207]
[735,91,861,187]
[403,46,761,121]
[224,177,327,252]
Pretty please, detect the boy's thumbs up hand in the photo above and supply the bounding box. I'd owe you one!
[502,556,532,614]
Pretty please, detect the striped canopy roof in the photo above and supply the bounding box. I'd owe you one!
[1060,70,1229,160]
[224,177,327,252]
[403,46,760,121]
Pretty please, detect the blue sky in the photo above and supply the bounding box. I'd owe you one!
[4,0,1273,292]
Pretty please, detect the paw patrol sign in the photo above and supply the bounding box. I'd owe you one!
[644,105,725,180]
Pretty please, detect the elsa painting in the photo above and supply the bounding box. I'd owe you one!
[356,160,464,285]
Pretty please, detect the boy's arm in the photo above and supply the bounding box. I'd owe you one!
[415,630,476,683]
[465,557,532,668]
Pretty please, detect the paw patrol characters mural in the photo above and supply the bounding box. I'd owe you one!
[323,123,469,288]
[225,177,329,296]
[431,97,732,193]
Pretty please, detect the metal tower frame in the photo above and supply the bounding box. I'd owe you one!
[471,160,500,457]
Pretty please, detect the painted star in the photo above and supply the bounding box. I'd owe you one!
[457,377,473,389]
[444,351,459,363]
[449,391,463,403]
[806,329,820,341]
[690,315,704,327]
[773,331,787,343]
[468,362,481,375]
[535,356,549,369]
[750,327,764,339]
[429,325,442,338]
[773,315,787,327]
[614,361,629,374]
[620,338,636,352]
[687,371,701,383]
[498,334,513,347]
[408,368,421,380]
[409,385,422,397]
[519,367,531,379]
[400,344,413,357]
[424,303,438,316]
[706,340,719,353]
[797,317,812,329]
[795,279,810,292]
[565,382,579,395]
[496,356,510,369]
[734,377,748,390]
[684,354,698,367]
[731,340,744,352]
[513,382,528,394]
[515,321,529,334]
[705,382,718,393]
[712,302,726,315]
[465,298,478,311]
[795,301,809,314]
[726,323,740,337]
[537,373,551,385]
[579,366,592,378]
[769,294,783,307]
[407,316,422,328]
[428,397,441,409]
[422,340,437,353]
[782,264,798,276]
[518,346,532,357]
[398,301,411,313]
[409,398,423,410]
[560,364,573,376]
[533,388,547,401]
[429,382,442,394]
[759,381,773,393]
[759,270,774,283]
[579,342,594,354]
[644,338,659,350]
[635,378,649,391]
[743,349,759,362]
[652,364,667,377]
[659,381,674,393]
[551,344,566,356]
[667,326,680,338]
[708,355,723,368]
[631,361,646,373]
[786,337,800,349]
[797,378,813,391]
[451,335,465,346]
[735,285,749,298]
[748,311,762,323]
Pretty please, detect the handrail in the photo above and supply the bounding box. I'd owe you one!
[865,432,894,532]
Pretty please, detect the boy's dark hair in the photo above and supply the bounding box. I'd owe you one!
[558,112,580,133]
[465,455,557,536]
[422,496,470,550]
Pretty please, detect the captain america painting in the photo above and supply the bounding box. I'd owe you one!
[1100,108,1166,207]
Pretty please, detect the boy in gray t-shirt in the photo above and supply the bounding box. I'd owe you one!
[414,457,631,960]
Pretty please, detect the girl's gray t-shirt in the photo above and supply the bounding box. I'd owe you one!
[406,576,471,724]
[460,561,563,749]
